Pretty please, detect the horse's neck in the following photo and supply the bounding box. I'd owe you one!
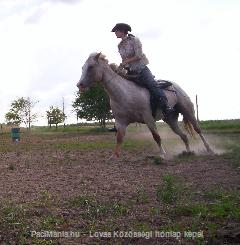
[101,65,128,100]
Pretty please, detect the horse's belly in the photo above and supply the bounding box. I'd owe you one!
[113,107,149,124]
[110,97,151,123]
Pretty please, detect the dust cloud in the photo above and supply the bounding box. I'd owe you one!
[126,123,232,159]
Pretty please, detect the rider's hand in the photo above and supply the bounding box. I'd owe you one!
[119,63,125,69]
[121,58,129,66]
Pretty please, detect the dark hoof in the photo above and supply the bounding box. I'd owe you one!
[108,127,117,132]
[177,151,195,158]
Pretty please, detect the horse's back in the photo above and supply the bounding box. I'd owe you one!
[172,82,195,114]
[172,82,191,100]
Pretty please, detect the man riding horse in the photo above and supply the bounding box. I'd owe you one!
[111,23,175,121]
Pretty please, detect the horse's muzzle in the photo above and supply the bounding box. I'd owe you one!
[77,81,85,92]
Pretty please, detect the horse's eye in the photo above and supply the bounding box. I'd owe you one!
[88,65,94,70]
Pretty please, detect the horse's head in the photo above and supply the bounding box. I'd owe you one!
[77,52,104,92]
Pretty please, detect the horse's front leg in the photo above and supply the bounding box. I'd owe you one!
[114,123,126,157]
[145,118,166,158]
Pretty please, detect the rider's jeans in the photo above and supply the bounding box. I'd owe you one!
[138,66,168,105]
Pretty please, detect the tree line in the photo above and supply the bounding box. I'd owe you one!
[5,83,113,129]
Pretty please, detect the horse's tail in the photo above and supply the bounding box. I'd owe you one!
[172,81,197,138]
[183,116,196,138]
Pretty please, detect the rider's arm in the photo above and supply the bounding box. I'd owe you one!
[121,37,145,66]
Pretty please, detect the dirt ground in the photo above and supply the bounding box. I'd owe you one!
[0,128,239,244]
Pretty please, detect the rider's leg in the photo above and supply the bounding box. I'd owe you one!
[139,66,174,120]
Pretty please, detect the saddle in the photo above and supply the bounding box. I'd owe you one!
[126,74,175,94]
[156,80,173,89]
[126,76,177,118]
[153,80,177,118]
[125,73,173,89]
[109,63,177,117]
[109,64,173,90]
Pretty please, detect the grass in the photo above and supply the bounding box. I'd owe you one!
[38,190,54,207]
[156,174,183,204]
[53,141,114,150]
[40,215,65,230]
[223,144,240,167]
[204,190,240,219]
[173,203,208,217]
[130,222,152,232]
[53,138,148,151]
[68,194,94,207]
[160,189,240,243]
[68,194,129,221]
[0,204,28,230]
[0,187,239,244]
[145,155,164,165]
[134,187,150,204]
[154,172,240,243]
[0,127,151,153]
[0,202,30,242]
[200,119,240,132]
[31,125,110,134]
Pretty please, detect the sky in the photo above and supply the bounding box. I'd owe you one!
[0,0,239,126]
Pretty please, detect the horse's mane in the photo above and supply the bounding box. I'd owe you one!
[109,63,128,78]
[89,52,128,79]
[88,52,108,62]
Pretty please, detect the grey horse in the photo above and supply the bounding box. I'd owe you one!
[77,52,213,158]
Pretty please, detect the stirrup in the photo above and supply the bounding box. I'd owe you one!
[163,106,175,121]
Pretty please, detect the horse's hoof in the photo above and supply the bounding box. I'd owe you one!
[208,148,215,155]
[159,146,166,157]
[177,151,195,158]
[160,154,166,159]
[106,154,119,163]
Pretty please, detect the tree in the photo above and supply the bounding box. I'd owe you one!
[5,111,21,126]
[46,106,66,129]
[73,83,113,127]
[5,97,38,130]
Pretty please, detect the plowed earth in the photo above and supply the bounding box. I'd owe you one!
[0,127,239,244]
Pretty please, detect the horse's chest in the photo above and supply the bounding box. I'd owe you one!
[109,89,150,123]
[112,104,146,123]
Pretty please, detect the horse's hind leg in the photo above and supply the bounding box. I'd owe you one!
[193,122,213,153]
[186,114,213,153]
[146,119,166,157]
[168,116,190,152]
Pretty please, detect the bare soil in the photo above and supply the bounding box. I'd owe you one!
[0,130,239,245]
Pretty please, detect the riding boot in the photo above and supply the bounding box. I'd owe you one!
[158,96,175,121]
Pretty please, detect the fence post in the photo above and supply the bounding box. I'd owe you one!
[196,94,199,122]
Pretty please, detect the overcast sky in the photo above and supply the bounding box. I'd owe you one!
[0,0,239,125]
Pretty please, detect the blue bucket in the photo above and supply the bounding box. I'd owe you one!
[11,128,20,142]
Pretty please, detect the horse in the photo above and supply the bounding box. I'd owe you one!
[77,52,213,158]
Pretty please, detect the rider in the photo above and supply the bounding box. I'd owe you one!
[111,23,174,121]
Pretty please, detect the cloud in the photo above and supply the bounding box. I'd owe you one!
[47,0,83,5]
[23,0,84,25]
[24,6,47,24]
[138,29,162,39]
[0,0,240,124]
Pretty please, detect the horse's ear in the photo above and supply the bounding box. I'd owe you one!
[95,52,101,61]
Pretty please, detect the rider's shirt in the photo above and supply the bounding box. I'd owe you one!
[118,35,149,73]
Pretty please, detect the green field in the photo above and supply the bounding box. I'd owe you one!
[200,119,240,132]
